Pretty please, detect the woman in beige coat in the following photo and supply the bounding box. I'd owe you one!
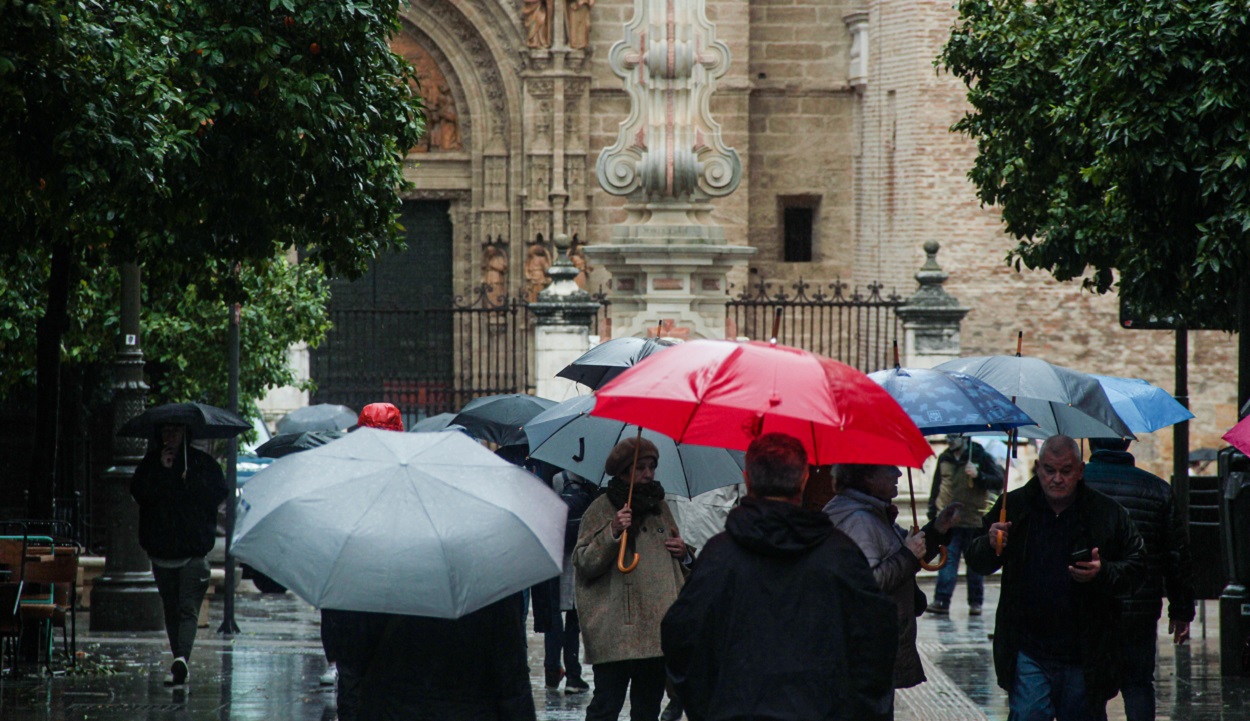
[573,437,689,721]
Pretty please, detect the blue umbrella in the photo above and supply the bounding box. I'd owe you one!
[868,366,1036,436]
[1091,375,1193,434]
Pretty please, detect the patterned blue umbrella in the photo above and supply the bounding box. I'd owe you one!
[867,366,1036,437]
[1091,375,1193,434]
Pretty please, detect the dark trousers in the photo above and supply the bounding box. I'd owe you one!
[150,557,210,660]
[934,526,985,606]
[586,657,667,721]
[1117,620,1159,721]
[336,660,366,721]
[544,609,584,681]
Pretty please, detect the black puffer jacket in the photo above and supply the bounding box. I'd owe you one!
[966,477,1145,703]
[1081,450,1195,627]
[131,444,228,560]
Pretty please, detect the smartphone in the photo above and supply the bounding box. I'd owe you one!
[1070,548,1093,564]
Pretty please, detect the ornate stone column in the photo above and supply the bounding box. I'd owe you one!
[896,241,969,368]
[586,0,754,340]
[529,235,604,402]
[91,262,164,631]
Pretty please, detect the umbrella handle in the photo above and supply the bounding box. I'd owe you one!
[919,538,948,571]
[617,531,640,573]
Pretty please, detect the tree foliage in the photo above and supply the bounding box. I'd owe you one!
[941,0,1250,329]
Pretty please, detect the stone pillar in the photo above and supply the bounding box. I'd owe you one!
[530,235,604,401]
[587,0,754,340]
[91,262,164,631]
[896,241,969,369]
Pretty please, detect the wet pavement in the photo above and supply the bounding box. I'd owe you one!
[2,577,1248,720]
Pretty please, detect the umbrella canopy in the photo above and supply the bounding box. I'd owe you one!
[232,428,567,618]
[255,430,346,459]
[1224,416,1250,457]
[275,404,358,435]
[934,356,1135,440]
[592,339,932,467]
[451,393,557,447]
[410,413,461,433]
[118,402,251,440]
[867,366,1036,436]
[1090,375,1194,435]
[556,337,680,390]
[524,394,746,498]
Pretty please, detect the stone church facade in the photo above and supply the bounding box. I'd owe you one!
[323,0,1237,471]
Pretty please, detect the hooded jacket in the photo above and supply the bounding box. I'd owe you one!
[131,441,228,560]
[966,476,1146,702]
[662,497,897,721]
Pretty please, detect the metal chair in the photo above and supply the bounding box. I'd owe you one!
[0,521,80,674]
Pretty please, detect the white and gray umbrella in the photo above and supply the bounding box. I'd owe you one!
[524,394,746,498]
[232,428,566,619]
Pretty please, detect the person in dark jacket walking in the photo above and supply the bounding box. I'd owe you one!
[967,435,1146,721]
[1082,437,1194,721]
[662,433,898,721]
[131,423,229,687]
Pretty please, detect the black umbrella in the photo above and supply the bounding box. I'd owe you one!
[118,402,251,440]
[275,404,358,434]
[255,430,347,459]
[451,393,557,447]
[556,337,679,389]
[410,413,460,433]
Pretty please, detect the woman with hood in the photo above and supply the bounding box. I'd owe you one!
[131,423,229,687]
[573,436,690,721]
[824,464,960,714]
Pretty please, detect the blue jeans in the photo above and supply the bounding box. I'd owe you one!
[934,526,984,606]
[1117,620,1158,721]
[1009,651,1107,721]
[543,609,584,682]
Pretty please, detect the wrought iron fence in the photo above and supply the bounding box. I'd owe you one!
[726,278,905,373]
[310,287,532,429]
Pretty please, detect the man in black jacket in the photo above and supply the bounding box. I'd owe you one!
[1082,437,1194,721]
[661,433,897,721]
[131,423,229,687]
[968,435,1145,721]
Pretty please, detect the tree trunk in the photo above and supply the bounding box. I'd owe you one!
[30,242,73,519]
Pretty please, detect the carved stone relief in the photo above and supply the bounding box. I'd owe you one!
[480,237,510,306]
[524,239,553,301]
[566,0,594,50]
[522,0,552,49]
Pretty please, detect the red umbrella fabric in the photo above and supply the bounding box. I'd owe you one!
[1223,415,1250,456]
[591,339,932,467]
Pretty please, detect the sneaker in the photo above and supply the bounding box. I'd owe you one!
[969,604,983,616]
[165,657,189,687]
[319,662,338,686]
[564,677,590,695]
[926,601,950,616]
[545,667,565,690]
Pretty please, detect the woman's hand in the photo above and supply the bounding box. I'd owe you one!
[610,507,633,537]
[904,529,926,559]
[664,529,686,559]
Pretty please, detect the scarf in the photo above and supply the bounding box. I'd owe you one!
[605,475,665,517]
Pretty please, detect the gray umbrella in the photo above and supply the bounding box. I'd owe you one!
[275,404,358,434]
[934,355,1134,440]
[524,394,746,498]
[556,337,680,390]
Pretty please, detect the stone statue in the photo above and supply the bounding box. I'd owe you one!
[524,242,553,301]
[430,83,461,151]
[522,0,552,49]
[569,237,591,289]
[567,0,594,50]
[480,242,508,306]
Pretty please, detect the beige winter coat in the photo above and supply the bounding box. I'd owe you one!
[572,494,687,665]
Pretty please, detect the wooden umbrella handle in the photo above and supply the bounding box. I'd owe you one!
[906,467,947,571]
[616,427,644,574]
[919,532,948,572]
[995,331,1023,556]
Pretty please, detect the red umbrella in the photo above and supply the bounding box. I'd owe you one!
[1223,415,1250,456]
[591,339,932,467]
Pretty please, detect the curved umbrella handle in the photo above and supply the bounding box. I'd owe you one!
[617,530,639,573]
[920,544,948,572]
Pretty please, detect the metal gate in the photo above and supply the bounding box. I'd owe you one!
[726,278,904,372]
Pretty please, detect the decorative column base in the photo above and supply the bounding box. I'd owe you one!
[896,241,969,368]
[90,465,164,632]
[530,236,607,400]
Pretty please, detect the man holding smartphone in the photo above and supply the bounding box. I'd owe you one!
[967,435,1146,721]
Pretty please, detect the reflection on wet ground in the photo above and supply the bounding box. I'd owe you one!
[1,578,1247,720]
